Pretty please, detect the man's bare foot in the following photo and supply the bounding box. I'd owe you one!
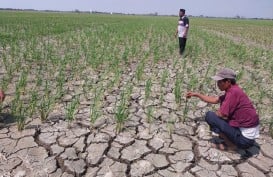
[210,142,237,152]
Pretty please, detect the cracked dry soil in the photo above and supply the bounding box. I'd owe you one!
[1,101,273,177]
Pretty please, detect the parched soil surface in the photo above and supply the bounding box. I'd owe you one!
[1,53,273,177]
[1,107,273,177]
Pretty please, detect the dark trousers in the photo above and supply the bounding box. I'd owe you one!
[205,111,255,149]
[178,37,187,55]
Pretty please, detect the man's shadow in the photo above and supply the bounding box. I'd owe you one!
[0,113,17,128]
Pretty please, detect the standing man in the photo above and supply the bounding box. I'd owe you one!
[186,68,259,151]
[175,9,189,55]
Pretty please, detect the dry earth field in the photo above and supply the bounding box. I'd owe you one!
[0,11,273,177]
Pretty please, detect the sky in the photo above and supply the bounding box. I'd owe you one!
[1,0,273,19]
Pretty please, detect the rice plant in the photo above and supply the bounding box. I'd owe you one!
[10,98,26,131]
[115,102,128,133]
[174,76,182,105]
[136,59,145,82]
[39,95,53,122]
[90,104,100,128]
[115,90,129,133]
[146,105,153,133]
[167,119,175,135]
[90,86,103,127]
[15,101,26,131]
[145,78,152,102]
[114,84,132,133]
[17,69,28,95]
[28,91,38,118]
[160,69,169,88]
[65,96,80,127]
[182,98,189,123]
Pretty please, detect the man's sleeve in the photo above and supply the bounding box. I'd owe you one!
[183,17,189,28]
[219,92,237,118]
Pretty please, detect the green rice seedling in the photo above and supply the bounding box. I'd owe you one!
[145,78,152,102]
[90,104,100,128]
[153,51,160,63]
[6,65,14,83]
[146,106,153,123]
[0,78,9,92]
[17,70,28,94]
[112,68,121,88]
[125,84,133,99]
[93,86,103,105]
[28,91,38,118]
[182,98,189,123]
[56,68,66,99]
[65,96,80,127]
[182,58,187,75]
[83,77,91,99]
[2,53,8,71]
[90,86,103,127]
[122,47,129,64]
[130,39,137,56]
[15,101,26,131]
[114,84,132,133]
[256,88,266,115]
[152,41,160,63]
[10,98,26,131]
[159,91,164,105]
[39,95,53,122]
[174,76,182,105]
[167,119,175,135]
[160,69,169,88]
[168,42,175,56]
[136,59,145,82]
[236,68,244,81]
[115,101,128,134]
[36,71,43,87]
[189,75,198,91]
[12,86,22,114]
[146,106,153,133]
[199,62,212,90]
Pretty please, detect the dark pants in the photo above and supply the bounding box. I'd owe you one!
[178,37,187,55]
[205,111,255,149]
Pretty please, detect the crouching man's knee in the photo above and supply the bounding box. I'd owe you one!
[205,111,215,124]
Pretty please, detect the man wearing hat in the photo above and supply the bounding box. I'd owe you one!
[186,68,259,151]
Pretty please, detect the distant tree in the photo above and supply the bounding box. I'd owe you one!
[75,9,80,13]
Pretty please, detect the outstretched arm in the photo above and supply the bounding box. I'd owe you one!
[186,92,228,119]
[186,92,219,104]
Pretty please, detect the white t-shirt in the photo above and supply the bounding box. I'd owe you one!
[240,125,260,139]
[177,16,189,38]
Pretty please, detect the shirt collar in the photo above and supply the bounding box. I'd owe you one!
[226,84,237,92]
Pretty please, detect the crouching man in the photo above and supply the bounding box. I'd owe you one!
[186,68,259,151]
